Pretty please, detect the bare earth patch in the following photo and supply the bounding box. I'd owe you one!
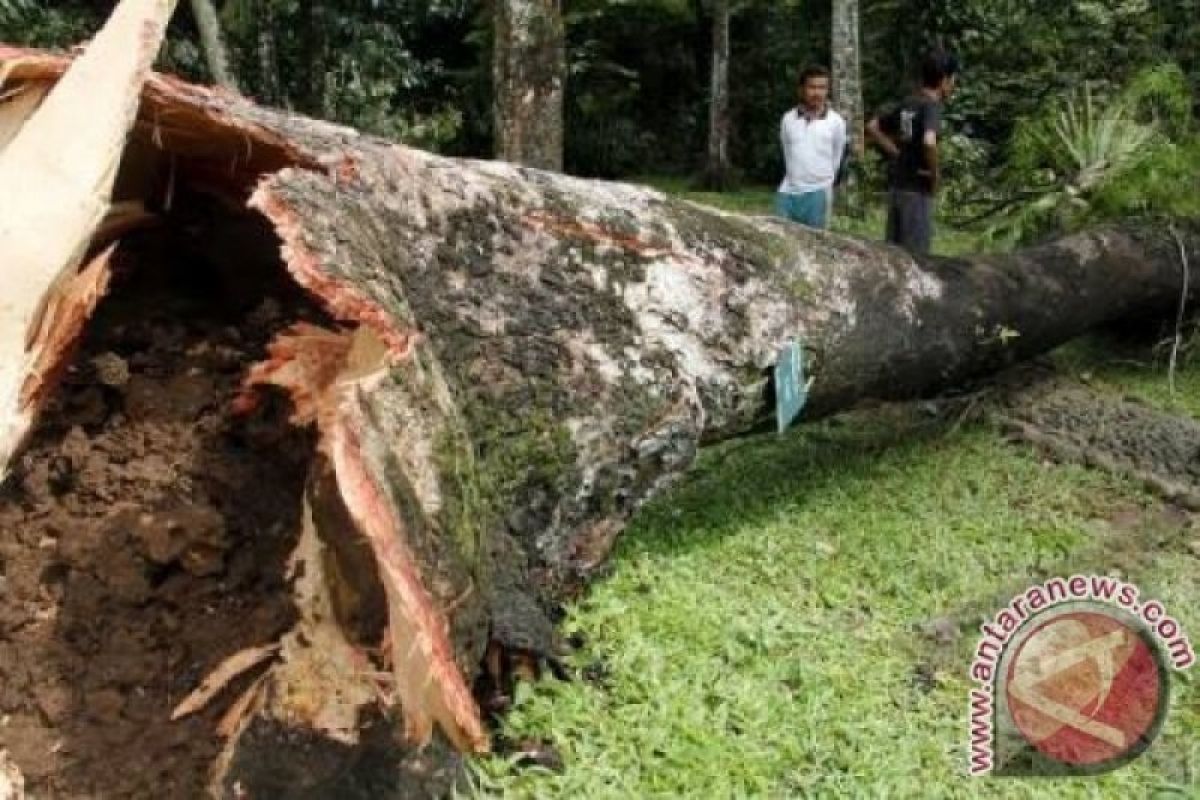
[0,223,319,798]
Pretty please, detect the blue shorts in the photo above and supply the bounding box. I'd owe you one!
[775,189,830,229]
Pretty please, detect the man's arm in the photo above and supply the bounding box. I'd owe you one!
[832,116,848,177]
[780,114,791,170]
[923,130,939,192]
[866,116,900,160]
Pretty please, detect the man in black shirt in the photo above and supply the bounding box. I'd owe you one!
[867,52,959,254]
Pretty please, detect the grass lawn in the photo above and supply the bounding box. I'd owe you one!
[470,185,1200,799]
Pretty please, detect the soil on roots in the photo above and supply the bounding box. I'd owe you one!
[994,367,1200,502]
[0,214,324,799]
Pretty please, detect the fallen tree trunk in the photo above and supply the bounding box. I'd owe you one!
[0,14,1197,796]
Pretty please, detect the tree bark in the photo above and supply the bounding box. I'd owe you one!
[254,0,282,106]
[831,0,863,212]
[701,0,732,189]
[1,38,1197,797]
[493,0,565,171]
[831,0,863,150]
[285,0,328,116]
[188,0,239,91]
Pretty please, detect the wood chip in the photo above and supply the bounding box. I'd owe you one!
[0,749,23,800]
[216,674,267,739]
[171,644,279,721]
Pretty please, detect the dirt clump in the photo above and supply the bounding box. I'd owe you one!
[992,367,1200,508]
[0,227,321,798]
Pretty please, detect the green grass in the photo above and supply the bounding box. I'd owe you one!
[636,175,777,216]
[472,364,1199,798]
[1053,335,1200,420]
[470,183,1200,798]
[633,175,987,257]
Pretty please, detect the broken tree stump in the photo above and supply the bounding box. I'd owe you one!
[0,4,1196,794]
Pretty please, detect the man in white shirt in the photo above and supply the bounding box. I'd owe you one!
[776,65,848,230]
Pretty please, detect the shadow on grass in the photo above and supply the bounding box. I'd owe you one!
[613,404,957,563]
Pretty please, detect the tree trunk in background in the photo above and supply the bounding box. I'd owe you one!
[493,0,565,171]
[691,0,709,98]
[831,0,863,210]
[188,0,239,91]
[292,0,327,116]
[832,0,864,147]
[701,0,732,189]
[3,40,1199,798]
[255,0,281,106]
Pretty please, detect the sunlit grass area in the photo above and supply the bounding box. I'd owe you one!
[471,186,1200,798]
[473,349,1199,798]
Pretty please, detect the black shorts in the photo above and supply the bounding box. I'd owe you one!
[886,189,934,255]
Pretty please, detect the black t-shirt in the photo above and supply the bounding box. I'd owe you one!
[876,94,942,194]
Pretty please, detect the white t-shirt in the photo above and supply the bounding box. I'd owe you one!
[778,106,847,195]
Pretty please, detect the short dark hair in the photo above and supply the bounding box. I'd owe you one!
[798,64,830,87]
[921,51,960,88]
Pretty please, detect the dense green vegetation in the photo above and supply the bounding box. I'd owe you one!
[3,1,1195,241]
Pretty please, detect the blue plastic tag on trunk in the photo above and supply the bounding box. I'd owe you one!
[774,339,807,433]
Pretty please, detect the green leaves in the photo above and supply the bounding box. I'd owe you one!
[1047,86,1154,189]
[0,0,99,46]
[0,0,29,22]
[982,64,1197,246]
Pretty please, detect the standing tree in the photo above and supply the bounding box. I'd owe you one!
[493,0,565,171]
[831,0,863,210]
[251,0,281,106]
[188,0,239,90]
[701,0,732,189]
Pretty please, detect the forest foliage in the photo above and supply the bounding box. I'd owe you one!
[1,0,1196,242]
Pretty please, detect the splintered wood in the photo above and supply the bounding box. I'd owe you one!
[171,645,281,722]
[0,0,175,479]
